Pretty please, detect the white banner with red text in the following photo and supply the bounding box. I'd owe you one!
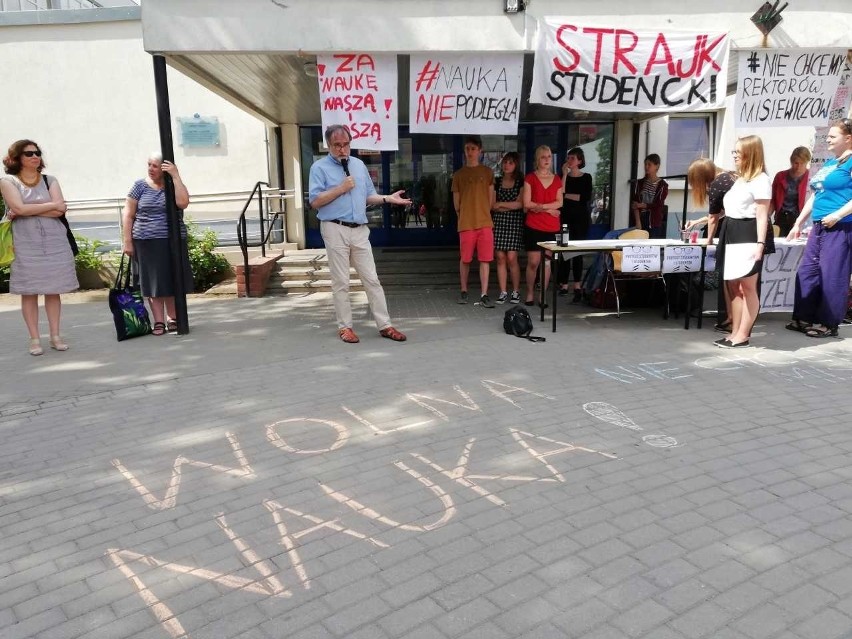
[317,53,398,151]
[409,53,524,135]
[530,19,729,113]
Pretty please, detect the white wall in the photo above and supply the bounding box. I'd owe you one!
[0,18,268,208]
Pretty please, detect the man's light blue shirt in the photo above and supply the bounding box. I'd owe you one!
[308,154,376,224]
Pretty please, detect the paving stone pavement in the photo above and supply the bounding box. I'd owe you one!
[2,290,852,639]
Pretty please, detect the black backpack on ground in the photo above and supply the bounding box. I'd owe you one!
[503,307,546,342]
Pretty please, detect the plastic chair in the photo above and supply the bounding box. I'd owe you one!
[604,229,669,318]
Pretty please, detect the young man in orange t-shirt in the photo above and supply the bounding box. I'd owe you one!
[451,135,495,307]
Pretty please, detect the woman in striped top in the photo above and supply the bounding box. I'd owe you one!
[121,153,193,335]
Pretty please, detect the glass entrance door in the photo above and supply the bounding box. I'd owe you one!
[300,124,614,248]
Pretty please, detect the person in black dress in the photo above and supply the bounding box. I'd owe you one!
[559,147,593,302]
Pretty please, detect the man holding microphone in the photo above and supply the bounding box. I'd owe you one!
[308,125,409,344]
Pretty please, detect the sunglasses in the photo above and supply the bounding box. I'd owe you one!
[22,150,42,158]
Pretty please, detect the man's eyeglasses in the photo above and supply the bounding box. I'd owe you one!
[22,150,42,158]
[330,142,351,150]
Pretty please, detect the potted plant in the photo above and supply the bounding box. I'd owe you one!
[74,234,109,289]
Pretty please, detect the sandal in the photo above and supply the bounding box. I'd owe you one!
[379,326,407,342]
[804,325,838,338]
[166,318,178,333]
[28,338,43,356]
[338,327,360,343]
[152,322,167,336]
[49,335,69,351]
[785,319,812,333]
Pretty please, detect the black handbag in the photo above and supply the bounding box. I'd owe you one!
[109,254,152,341]
[42,175,78,256]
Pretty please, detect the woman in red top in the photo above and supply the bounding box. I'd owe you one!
[523,145,563,306]
[770,146,811,238]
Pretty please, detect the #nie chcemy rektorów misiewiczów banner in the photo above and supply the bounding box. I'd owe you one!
[529,19,729,113]
[735,48,846,129]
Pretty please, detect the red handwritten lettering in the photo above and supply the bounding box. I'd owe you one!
[334,53,376,73]
[416,94,455,123]
[643,34,676,75]
[613,29,639,74]
[584,27,614,73]
[553,24,581,72]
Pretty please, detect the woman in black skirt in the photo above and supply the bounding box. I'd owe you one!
[714,136,772,348]
[121,153,193,335]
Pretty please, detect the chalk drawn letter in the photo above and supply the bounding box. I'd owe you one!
[266,418,349,454]
[263,499,388,591]
[480,380,556,408]
[341,405,433,435]
[112,432,255,510]
[510,429,617,482]
[320,462,456,531]
[406,385,480,421]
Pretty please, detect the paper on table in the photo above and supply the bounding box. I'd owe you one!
[723,243,759,280]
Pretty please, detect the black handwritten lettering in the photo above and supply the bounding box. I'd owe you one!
[739,96,829,123]
[438,65,509,93]
[547,71,717,107]
[453,95,519,121]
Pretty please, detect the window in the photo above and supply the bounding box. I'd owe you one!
[666,117,710,176]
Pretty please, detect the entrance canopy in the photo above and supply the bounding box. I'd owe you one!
[140,0,852,128]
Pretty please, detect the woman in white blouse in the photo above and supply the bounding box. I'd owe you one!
[715,136,771,348]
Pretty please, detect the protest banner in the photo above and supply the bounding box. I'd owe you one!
[409,53,523,135]
[662,245,702,274]
[529,19,729,113]
[317,53,398,151]
[811,58,852,178]
[621,245,660,272]
[735,48,846,128]
[760,241,805,313]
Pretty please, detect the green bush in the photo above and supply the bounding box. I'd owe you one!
[186,221,232,292]
[73,234,108,270]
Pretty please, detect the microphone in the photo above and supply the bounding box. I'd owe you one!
[340,158,350,177]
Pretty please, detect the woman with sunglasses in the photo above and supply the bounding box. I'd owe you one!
[786,119,852,338]
[1,140,78,355]
[121,153,193,336]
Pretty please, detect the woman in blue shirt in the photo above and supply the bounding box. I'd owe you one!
[787,119,852,338]
[122,154,193,335]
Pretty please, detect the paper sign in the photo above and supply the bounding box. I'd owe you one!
[736,49,846,128]
[621,245,661,272]
[317,53,398,151]
[811,59,852,178]
[530,20,729,113]
[760,241,805,312]
[409,53,524,134]
[662,245,702,273]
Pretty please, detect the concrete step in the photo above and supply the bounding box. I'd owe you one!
[273,266,355,281]
[264,279,364,294]
[258,246,460,295]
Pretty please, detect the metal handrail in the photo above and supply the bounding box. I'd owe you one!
[236,182,290,297]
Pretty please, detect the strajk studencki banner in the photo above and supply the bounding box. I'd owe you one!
[530,19,730,113]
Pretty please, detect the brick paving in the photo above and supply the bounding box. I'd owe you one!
[1,290,852,638]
